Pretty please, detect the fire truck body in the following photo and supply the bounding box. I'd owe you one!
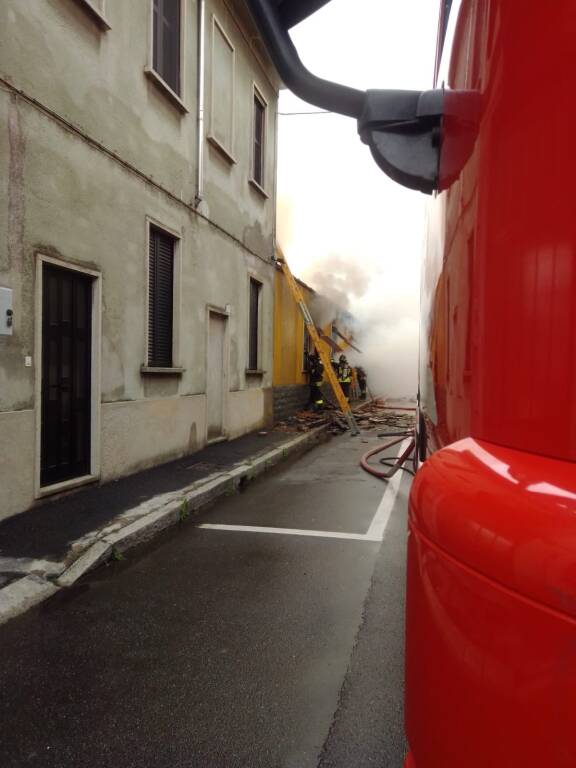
[407,1,576,765]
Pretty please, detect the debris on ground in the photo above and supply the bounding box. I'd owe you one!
[275,410,331,434]
[354,397,416,433]
[274,397,416,436]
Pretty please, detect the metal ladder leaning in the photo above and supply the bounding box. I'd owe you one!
[276,248,360,436]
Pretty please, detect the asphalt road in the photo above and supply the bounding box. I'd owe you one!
[0,432,411,768]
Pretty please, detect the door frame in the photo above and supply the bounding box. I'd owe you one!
[34,253,102,498]
[205,305,230,443]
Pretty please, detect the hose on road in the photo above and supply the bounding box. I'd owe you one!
[360,433,416,481]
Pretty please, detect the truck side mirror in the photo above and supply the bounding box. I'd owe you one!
[245,0,474,195]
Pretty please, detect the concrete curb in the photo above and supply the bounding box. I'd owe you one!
[0,575,60,625]
[0,426,328,626]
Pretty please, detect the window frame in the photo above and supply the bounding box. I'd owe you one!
[73,0,111,30]
[142,218,184,375]
[247,277,263,374]
[145,0,189,114]
[435,0,456,85]
[439,0,454,57]
[249,83,268,196]
[207,15,237,164]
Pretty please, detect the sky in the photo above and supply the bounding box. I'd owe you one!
[276,0,440,397]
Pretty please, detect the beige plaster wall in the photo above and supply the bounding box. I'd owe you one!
[0,410,35,521]
[0,0,279,263]
[100,395,207,481]
[226,388,266,439]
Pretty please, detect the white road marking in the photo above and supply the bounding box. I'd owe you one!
[197,524,375,542]
[197,440,411,543]
[365,438,412,541]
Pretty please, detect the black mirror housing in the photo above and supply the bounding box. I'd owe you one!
[358,90,444,194]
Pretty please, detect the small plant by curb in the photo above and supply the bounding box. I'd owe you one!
[111,547,125,562]
[179,499,190,522]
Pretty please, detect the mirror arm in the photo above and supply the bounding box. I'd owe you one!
[245,0,365,118]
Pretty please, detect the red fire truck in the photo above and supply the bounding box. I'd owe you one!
[248,1,576,765]
[406,1,576,765]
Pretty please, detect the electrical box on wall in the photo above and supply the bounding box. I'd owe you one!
[0,287,13,336]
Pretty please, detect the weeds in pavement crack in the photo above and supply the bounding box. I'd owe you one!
[179,499,190,522]
[111,547,125,562]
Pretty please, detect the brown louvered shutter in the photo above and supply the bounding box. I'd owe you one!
[248,278,261,370]
[148,227,174,367]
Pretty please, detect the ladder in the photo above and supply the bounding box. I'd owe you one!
[276,248,360,436]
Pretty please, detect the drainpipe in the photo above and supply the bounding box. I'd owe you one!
[195,0,206,208]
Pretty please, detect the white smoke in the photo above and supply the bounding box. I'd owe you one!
[277,196,423,398]
[275,0,437,399]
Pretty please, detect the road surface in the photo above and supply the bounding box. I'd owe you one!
[0,431,411,768]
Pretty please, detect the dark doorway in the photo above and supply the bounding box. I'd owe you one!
[41,264,93,487]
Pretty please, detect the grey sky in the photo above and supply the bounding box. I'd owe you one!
[276,0,440,396]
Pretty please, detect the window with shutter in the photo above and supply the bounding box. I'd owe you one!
[252,91,266,187]
[148,227,175,367]
[210,18,235,158]
[152,0,181,95]
[248,278,261,371]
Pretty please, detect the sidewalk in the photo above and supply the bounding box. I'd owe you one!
[0,426,328,624]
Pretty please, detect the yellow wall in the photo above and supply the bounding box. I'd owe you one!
[273,268,353,387]
[273,269,310,386]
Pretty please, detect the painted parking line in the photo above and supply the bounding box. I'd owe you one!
[197,524,375,542]
[197,439,412,543]
[365,438,412,540]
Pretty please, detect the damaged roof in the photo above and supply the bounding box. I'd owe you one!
[271,0,333,29]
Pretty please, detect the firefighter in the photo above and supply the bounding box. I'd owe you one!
[308,351,324,411]
[337,354,352,402]
[356,366,367,400]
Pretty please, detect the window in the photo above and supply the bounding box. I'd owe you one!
[209,17,235,160]
[248,278,261,371]
[153,0,181,95]
[252,90,266,187]
[438,0,453,63]
[148,226,175,367]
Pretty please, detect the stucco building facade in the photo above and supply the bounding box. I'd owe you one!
[0,0,280,520]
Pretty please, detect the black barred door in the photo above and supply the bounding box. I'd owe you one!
[41,264,93,486]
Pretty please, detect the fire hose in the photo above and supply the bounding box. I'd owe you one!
[360,432,416,480]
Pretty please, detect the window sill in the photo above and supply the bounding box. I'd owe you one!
[245,369,265,376]
[144,68,189,114]
[249,178,269,199]
[74,0,111,29]
[207,135,237,165]
[141,366,185,375]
